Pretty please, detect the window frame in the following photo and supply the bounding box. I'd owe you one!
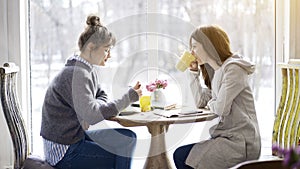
[274,0,300,107]
[0,0,295,164]
[0,0,31,156]
[0,0,30,119]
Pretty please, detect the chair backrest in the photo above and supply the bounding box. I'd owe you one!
[0,62,29,169]
[272,63,300,156]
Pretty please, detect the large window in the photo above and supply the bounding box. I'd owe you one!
[29,0,275,167]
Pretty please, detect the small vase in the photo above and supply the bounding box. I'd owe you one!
[151,90,166,107]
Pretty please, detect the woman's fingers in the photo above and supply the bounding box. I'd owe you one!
[190,61,199,71]
[133,81,141,90]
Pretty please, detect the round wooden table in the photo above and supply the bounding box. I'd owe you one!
[110,108,218,169]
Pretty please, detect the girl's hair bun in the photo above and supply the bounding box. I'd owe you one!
[86,14,101,26]
[78,13,115,51]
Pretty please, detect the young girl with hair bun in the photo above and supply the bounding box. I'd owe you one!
[40,14,142,169]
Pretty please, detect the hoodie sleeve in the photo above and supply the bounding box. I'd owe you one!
[208,64,248,116]
[189,70,212,108]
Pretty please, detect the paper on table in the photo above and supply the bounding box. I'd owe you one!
[152,103,177,110]
[153,108,207,118]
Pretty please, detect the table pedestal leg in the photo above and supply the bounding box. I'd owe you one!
[144,124,172,169]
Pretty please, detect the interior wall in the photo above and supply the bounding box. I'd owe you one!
[0,107,12,169]
[0,0,13,168]
[297,1,300,58]
[0,0,24,168]
[290,0,300,59]
[275,0,300,111]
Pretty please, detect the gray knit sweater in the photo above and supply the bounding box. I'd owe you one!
[40,57,139,145]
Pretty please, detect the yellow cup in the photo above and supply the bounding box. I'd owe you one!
[175,51,196,72]
[139,95,151,112]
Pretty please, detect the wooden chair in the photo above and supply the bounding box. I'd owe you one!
[0,62,54,169]
[232,62,300,168]
[272,62,300,154]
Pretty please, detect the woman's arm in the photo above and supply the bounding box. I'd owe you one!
[72,70,139,125]
[112,87,139,111]
[189,70,212,108]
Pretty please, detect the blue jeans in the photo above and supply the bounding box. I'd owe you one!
[55,128,136,169]
[173,143,195,169]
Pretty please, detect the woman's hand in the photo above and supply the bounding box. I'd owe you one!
[189,60,199,72]
[133,81,142,97]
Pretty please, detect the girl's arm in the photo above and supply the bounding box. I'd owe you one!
[189,70,212,108]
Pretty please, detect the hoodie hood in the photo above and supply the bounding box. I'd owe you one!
[223,54,255,75]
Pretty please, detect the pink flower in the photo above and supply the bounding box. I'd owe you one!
[146,83,157,92]
[146,79,168,92]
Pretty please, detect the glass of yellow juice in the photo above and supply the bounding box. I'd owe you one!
[139,95,151,112]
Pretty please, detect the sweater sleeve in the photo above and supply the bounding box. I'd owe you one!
[96,89,108,102]
[189,70,212,108]
[113,88,139,112]
[72,69,119,125]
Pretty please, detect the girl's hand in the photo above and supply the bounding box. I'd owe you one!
[189,60,199,71]
[133,81,142,97]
